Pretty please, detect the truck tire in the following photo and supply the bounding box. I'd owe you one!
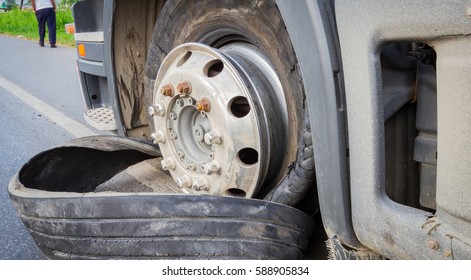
[8,0,318,260]
[8,136,315,259]
[145,0,310,198]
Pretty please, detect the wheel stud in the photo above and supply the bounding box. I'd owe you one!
[160,84,174,97]
[176,175,192,188]
[161,157,176,171]
[196,98,211,112]
[148,104,165,117]
[150,131,166,144]
[204,130,222,145]
[148,106,156,116]
[193,177,209,191]
[202,161,221,175]
[177,81,191,94]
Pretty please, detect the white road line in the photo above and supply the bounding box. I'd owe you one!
[0,75,97,138]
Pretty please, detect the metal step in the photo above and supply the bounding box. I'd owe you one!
[84,107,117,131]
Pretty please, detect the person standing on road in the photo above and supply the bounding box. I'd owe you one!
[32,0,57,48]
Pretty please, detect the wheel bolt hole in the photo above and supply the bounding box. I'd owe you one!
[177,51,192,67]
[229,96,250,118]
[204,59,224,77]
[237,148,258,165]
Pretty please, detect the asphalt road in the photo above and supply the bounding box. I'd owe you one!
[0,35,102,259]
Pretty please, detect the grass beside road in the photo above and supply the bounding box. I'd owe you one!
[0,8,75,47]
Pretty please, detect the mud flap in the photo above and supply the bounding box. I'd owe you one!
[8,136,315,259]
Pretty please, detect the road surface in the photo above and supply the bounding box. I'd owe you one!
[0,35,102,259]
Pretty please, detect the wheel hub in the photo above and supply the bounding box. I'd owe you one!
[150,43,287,197]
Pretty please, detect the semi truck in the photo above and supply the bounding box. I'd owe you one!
[8,0,471,259]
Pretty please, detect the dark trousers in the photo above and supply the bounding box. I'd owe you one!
[36,8,56,45]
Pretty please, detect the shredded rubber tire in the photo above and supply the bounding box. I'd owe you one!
[8,136,315,259]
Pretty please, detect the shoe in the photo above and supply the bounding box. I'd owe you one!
[50,44,57,48]
[39,42,44,47]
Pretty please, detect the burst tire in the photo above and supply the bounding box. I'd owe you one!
[8,0,314,260]
[8,136,315,259]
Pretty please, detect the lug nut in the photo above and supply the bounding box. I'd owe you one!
[160,84,174,97]
[148,106,156,116]
[176,175,192,188]
[204,130,223,145]
[148,104,165,117]
[193,177,209,191]
[177,81,191,94]
[196,98,211,112]
[202,161,221,175]
[161,157,176,171]
[189,163,197,171]
[150,131,166,144]
[177,150,185,159]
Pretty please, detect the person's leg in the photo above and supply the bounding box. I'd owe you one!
[45,8,57,47]
[36,9,46,46]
